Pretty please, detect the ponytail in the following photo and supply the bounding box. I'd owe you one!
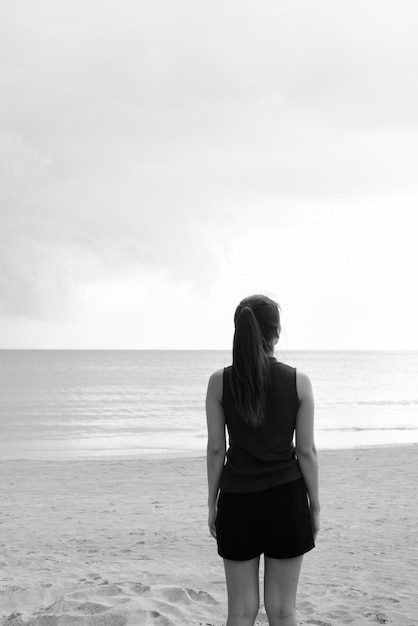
[230,306,269,427]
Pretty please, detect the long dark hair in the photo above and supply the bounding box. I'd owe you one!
[230,295,281,427]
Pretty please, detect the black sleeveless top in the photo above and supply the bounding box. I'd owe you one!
[220,358,302,493]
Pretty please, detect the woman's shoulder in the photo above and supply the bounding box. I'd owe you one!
[272,362,312,397]
[295,369,313,401]
[274,360,295,372]
[272,360,297,379]
[207,368,225,401]
[274,360,309,381]
[208,368,225,382]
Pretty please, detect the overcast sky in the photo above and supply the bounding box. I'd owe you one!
[1,0,418,349]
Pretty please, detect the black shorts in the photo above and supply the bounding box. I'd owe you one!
[215,477,315,561]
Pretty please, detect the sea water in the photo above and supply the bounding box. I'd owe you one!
[0,350,417,459]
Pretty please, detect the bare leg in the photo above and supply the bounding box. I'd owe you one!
[263,555,303,626]
[223,556,260,626]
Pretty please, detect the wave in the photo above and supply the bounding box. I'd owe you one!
[321,399,418,407]
[355,400,418,406]
[318,426,418,432]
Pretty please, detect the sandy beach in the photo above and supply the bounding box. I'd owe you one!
[0,445,417,625]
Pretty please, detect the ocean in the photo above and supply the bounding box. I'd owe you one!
[0,350,417,460]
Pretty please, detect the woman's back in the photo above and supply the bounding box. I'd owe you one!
[220,357,302,493]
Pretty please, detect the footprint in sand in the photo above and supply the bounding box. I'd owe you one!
[185,589,219,605]
[69,602,110,614]
[365,611,389,624]
[132,584,220,608]
[128,583,151,596]
[148,610,176,626]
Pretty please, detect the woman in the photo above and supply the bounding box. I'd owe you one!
[206,294,320,626]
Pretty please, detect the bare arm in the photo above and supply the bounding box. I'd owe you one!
[205,369,226,537]
[295,370,320,538]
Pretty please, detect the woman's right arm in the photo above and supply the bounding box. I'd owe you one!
[295,370,320,540]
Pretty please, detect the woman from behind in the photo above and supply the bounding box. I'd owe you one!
[206,294,320,626]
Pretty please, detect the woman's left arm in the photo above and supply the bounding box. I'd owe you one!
[206,369,226,538]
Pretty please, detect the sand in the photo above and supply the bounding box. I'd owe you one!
[0,445,417,625]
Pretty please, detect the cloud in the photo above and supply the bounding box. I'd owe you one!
[0,128,223,318]
[2,0,418,322]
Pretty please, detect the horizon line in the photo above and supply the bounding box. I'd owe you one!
[1,348,418,353]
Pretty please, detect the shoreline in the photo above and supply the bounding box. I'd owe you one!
[1,440,417,464]
[1,445,417,625]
